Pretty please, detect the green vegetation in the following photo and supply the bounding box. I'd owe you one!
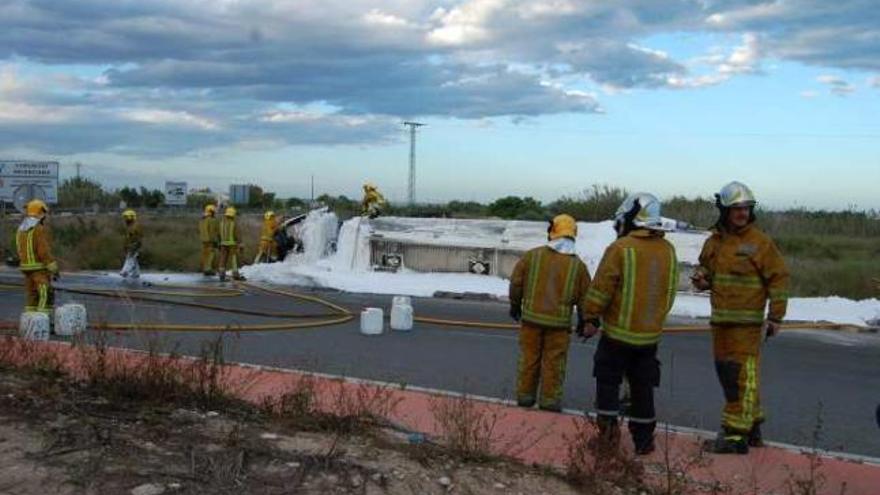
[3,213,262,273]
[3,177,877,299]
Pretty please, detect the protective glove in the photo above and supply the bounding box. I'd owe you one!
[578,318,601,341]
[690,271,712,291]
[509,305,522,322]
[762,319,781,341]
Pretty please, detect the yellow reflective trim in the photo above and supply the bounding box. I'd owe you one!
[714,273,763,288]
[604,322,661,346]
[619,248,637,330]
[522,309,570,329]
[559,257,579,317]
[711,309,765,324]
[666,247,678,313]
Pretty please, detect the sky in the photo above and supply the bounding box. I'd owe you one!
[0,0,878,210]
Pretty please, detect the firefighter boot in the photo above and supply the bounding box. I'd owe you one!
[704,431,749,455]
[748,423,765,448]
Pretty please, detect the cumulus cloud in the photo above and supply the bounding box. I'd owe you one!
[0,0,877,157]
[704,0,880,72]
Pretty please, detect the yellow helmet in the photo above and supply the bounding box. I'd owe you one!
[363,182,376,191]
[122,209,137,220]
[264,211,275,220]
[224,206,237,218]
[549,214,577,240]
[204,204,217,216]
[26,199,49,218]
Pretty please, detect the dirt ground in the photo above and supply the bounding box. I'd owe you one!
[0,369,587,495]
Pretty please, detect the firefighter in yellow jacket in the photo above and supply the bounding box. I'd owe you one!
[361,183,386,219]
[255,211,278,263]
[581,193,678,455]
[692,181,789,454]
[199,205,220,275]
[120,209,142,279]
[16,200,59,317]
[509,214,591,412]
[218,207,246,282]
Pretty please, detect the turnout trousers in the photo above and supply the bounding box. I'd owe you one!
[218,245,240,279]
[712,326,764,436]
[201,242,218,274]
[23,270,54,316]
[517,322,571,411]
[594,336,660,451]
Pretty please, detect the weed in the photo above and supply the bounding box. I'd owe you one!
[428,392,503,463]
[563,416,647,494]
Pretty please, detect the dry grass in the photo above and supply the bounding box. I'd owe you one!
[563,416,649,494]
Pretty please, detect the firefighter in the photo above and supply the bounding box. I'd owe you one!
[361,183,386,219]
[255,211,278,263]
[120,209,142,279]
[692,181,789,454]
[509,214,591,412]
[218,206,246,282]
[199,204,220,276]
[581,193,678,455]
[16,199,59,318]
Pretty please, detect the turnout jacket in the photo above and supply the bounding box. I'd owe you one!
[510,245,591,329]
[584,230,678,346]
[16,217,58,274]
[696,224,789,325]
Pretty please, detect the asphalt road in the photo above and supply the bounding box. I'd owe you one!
[2,271,879,457]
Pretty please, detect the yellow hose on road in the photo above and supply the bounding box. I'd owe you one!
[0,279,354,333]
[0,277,868,335]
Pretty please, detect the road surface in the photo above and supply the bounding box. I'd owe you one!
[2,271,879,457]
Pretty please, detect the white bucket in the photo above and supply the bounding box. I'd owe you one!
[360,308,384,335]
[55,304,88,337]
[19,312,50,341]
[390,304,414,332]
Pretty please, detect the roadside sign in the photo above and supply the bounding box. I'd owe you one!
[0,160,59,206]
[165,181,188,206]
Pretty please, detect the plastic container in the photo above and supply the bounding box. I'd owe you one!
[19,312,50,341]
[360,308,384,335]
[55,304,88,337]
[392,296,412,308]
[390,304,414,331]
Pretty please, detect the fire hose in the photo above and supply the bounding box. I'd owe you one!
[0,276,865,335]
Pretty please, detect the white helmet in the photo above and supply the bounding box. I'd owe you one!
[614,193,664,231]
[717,181,757,208]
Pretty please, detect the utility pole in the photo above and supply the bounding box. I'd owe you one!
[310,174,315,204]
[403,122,425,206]
[75,162,81,180]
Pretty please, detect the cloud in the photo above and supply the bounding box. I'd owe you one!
[800,89,820,98]
[667,33,763,89]
[704,0,880,72]
[0,0,878,158]
[817,74,856,96]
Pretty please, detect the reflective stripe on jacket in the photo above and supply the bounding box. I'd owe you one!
[260,218,277,241]
[510,246,591,329]
[584,230,678,346]
[219,218,240,247]
[696,224,789,325]
[16,223,58,273]
[199,217,219,243]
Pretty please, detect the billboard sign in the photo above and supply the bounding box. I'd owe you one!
[164,181,188,206]
[0,160,60,206]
